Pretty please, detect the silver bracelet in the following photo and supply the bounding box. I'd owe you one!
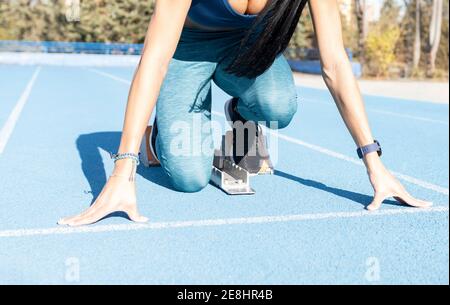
[110,152,140,182]
[110,152,140,165]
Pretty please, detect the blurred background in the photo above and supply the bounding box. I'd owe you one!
[0,0,448,80]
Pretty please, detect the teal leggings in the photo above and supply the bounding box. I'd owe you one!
[155,27,298,192]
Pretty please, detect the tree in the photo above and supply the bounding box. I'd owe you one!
[1,0,447,79]
[0,0,155,43]
[436,0,449,73]
[425,0,444,76]
[398,0,448,77]
[287,4,315,58]
[379,0,402,30]
[362,0,402,77]
[413,0,422,69]
[355,0,368,71]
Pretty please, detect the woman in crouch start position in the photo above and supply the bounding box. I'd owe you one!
[59,0,431,227]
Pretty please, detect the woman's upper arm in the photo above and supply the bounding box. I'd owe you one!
[308,0,348,72]
[140,0,192,71]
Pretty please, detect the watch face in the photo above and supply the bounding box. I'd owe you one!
[357,148,364,159]
[375,140,382,157]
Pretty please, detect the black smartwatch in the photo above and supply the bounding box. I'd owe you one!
[357,140,382,159]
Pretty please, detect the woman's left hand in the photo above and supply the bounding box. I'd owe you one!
[366,164,433,211]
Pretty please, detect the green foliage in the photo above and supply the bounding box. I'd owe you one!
[341,14,358,53]
[286,5,315,59]
[0,26,13,40]
[0,0,155,43]
[397,0,449,78]
[396,0,416,66]
[365,26,401,77]
[379,0,402,30]
[286,5,358,60]
[362,0,403,77]
[76,0,155,43]
[1,0,67,41]
[436,0,449,72]
[289,6,315,49]
[0,0,447,79]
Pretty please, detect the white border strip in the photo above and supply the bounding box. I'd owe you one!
[0,67,41,155]
[88,69,450,196]
[0,206,447,238]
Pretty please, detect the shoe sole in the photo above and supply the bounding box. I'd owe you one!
[139,125,160,167]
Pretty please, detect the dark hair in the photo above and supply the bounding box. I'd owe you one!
[226,0,309,79]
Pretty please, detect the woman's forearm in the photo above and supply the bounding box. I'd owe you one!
[323,57,373,147]
[308,0,384,171]
[322,56,383,171]
[118,60,166,155]
[112,0,192,173]
[113,60,167,175]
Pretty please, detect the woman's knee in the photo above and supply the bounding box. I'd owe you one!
[258,88,298,129]
[163,159,212,193]
[172,170,211,193]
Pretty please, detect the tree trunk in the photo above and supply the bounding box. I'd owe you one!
[413,0,421,69]
[355,0,368,74]
[427,0,443,76]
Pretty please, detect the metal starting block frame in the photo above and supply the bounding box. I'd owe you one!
[210,131,274,195]
[211,155,255,195]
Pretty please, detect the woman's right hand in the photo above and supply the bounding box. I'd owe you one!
[58,160,148,227]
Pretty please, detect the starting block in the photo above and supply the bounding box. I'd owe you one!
[210,152,255,195]
[210,131,274,195]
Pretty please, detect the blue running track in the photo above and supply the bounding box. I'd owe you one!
[0,65,448,284]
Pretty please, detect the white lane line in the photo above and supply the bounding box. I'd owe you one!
[0,67,41,155]
[272,131,450,196]
[0,206,447,238]
[302,98,449,125]
[214,111,450,196]
[88,69,450,196]
[369,109,449,125]
[90,68,449,125]
[88,68,132,85]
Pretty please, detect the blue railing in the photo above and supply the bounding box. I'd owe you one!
[0,40,361,77]
[286,47,362,78]
[0,40,144,55]
[1,41,355,58]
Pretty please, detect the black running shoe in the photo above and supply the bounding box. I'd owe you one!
[224,98,274,175]
[225,97,247,127]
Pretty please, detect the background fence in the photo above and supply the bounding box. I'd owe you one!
[0,40,362,76]
[0,40,143,55]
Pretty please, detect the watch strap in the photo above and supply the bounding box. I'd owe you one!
[357,140,382,159]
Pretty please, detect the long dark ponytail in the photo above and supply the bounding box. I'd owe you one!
[226,0,309,79]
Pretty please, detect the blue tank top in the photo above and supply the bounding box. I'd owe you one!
[188,0,257,29]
